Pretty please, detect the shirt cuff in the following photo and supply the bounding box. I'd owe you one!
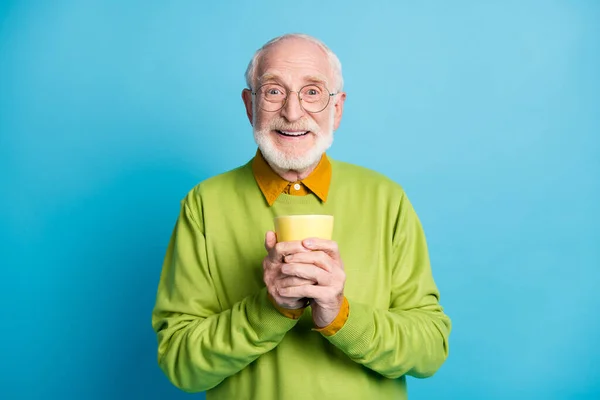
[267,293,307,320]
[313,296,349,336]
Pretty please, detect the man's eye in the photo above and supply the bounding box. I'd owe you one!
[268,89,281,95]
[302,86,322,97]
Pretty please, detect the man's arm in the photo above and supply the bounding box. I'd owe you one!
[278,193,451,379]
[324,193,451,378]
[151,194,298,393]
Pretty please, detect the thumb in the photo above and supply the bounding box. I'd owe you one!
[264,231,277,251]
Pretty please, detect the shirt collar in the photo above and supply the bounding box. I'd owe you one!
[251,149,332,206]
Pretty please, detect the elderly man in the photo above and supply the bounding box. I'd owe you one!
[152,33,451,399]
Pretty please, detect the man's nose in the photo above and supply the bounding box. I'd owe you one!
[280,92,305,122]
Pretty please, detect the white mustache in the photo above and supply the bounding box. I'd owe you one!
[267,118,320,133]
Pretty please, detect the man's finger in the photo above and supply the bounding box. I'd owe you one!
[279,284,324,300]
[285,251,332,272]
[281,263,329,285]
[274,240,312,258]
[302,238,340,260]
[277,276,316,288]
[264,231,277,252]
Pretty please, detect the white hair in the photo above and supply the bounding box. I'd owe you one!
[244,33,344,93]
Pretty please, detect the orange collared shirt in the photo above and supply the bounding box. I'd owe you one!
[251,149,332,206]
[252,149,348,336]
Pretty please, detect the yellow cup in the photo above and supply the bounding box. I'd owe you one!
[273,215,334,242]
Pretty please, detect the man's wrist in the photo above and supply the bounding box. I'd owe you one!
[313,296,349,336]
[267,293,308,320]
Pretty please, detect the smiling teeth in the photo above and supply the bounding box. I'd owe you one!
[280,131,307,136]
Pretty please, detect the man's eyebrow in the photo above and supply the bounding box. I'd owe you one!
[258,73,280,83]
[303,75,328,85]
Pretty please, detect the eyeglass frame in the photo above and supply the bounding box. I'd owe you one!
[250,83,339,113]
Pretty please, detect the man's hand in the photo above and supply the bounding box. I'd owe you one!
[263,231,315,309]
[277,238,346,328]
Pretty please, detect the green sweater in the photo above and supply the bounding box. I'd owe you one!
[152,158,451,400]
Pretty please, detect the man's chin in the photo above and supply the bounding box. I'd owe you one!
[255,130,332,171]
[260,148,319,171]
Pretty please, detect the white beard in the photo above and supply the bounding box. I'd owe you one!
[253,108,335,171]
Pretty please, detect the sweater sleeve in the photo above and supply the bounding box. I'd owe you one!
[322,192,451,379]
[151,193,299,393]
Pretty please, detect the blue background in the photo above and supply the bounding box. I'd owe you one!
[1,1,598,399]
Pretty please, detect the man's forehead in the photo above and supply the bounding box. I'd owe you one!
[256,39,333,86]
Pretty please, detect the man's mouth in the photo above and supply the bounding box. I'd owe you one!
[276,130,309,137]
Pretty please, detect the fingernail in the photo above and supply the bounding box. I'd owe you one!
[304,240,313,247]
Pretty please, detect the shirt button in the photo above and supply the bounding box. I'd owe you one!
[293,183,301,191]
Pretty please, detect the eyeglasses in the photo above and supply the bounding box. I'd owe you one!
[251,83,337,113]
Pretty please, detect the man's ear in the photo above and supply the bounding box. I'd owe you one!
[242,89,254,126]
[333,92,346,131]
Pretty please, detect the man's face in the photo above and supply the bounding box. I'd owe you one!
[242,38,346,171]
